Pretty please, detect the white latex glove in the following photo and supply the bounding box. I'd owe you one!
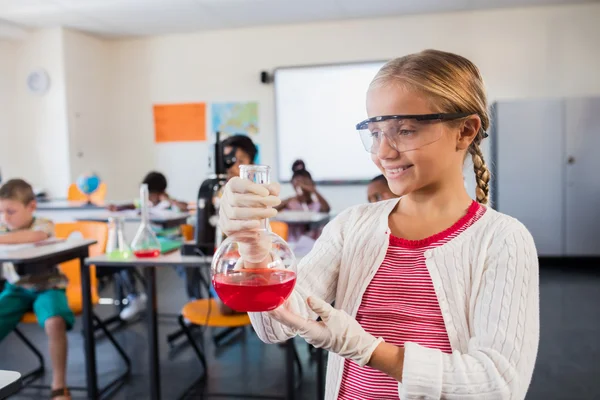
[219,177,281,235]
[270,296,384,367]
[231,230,274,268]
[219,177,280,265]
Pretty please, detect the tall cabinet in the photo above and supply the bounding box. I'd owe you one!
[491,97,600,257]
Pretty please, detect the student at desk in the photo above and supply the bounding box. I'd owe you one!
[106,171,188,321]
[276,161,330,242]
[367,174,398,203]
[0,179,72,400]
[108,171,188,212]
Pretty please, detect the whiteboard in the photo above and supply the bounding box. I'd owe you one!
[275,62,386,183]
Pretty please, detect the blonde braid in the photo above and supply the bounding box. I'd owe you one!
[469,141,490,205]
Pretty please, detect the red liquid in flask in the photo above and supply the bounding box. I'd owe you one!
[213,268,296,312]
[134,249,160,258]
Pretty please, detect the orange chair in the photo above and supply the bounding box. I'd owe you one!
[180,223,194,241]
[67,182,107,204]
[269,220,289,240]
[13,222,131,395]
[175,221,303,397]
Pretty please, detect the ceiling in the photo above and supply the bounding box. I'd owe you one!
[0,0,595,40]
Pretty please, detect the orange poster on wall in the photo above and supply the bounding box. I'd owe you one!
[153,103,206,143]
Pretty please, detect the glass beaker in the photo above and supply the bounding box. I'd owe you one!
[130,184,161,258]
[106,217,132,260]
[211,165,297,312]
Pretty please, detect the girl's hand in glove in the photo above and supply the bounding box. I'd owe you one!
[269,296,383,367]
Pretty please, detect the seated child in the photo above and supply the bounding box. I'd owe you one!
[0,179,73,400]
[277,161,330,214]
[107,171,188,321]
[223,135,258,180]
[108,171,188,212]
[276,161,330,242]
[367,174,398,203]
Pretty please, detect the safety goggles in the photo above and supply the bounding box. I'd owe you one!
[356,113,487,154]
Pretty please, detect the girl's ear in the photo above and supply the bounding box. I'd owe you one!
[456,115,481,151]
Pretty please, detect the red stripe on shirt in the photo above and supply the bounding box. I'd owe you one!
[338,201,485,399]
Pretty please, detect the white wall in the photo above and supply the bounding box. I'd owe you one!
[63,29,113,192]
[2,4,599,209]
[0,40,18,182]
[2,29,113,198]
[10,29,71,196]
[106,3,600,210]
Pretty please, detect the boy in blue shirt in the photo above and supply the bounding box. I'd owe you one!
[0,179,72,400]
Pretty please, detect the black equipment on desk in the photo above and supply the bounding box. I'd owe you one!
[182,132,228,257]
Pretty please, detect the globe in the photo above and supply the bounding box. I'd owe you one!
[76,173,101,196]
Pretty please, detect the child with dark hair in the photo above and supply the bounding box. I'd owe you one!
[276,161,330,244]
[106,171,188,321]
[277,161,330,214]
[109,171,187,212]
[222,135,258,179]
[291,159,305,173]
[367,174,398,203]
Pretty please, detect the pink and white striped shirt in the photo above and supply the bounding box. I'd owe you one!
[338,201,486,399]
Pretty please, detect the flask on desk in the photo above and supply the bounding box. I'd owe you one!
[130,184,161,258]
[211,165,297,312]
[106,217,132,260]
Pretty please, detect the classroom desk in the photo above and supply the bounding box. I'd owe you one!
[36,200,106,211]
[83,254,209,400]
[76,211,190,229]
[84,253,302,400]
[0,240,96,398]
[0,239,96,266]
[0,370,21,400]
[274,211,330,226]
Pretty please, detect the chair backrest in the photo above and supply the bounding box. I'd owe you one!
[269,221,289,241]
[178,221,288,243]
[180,224,194,241]
[67,182,107,203]
[54,222,108,293]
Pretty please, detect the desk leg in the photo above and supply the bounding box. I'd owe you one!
[145,267,161,400]
[80,257,98,399]
[286,340,295,400]
[317,348,325,400]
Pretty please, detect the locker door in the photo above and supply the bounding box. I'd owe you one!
[565,97,600,256]
[493,100,565,256]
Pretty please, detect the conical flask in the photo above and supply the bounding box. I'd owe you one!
[106,217,132,260]
[130,184,161,258]
[211,165,297,312]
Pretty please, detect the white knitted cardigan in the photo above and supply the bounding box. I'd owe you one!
[249,198,540,400]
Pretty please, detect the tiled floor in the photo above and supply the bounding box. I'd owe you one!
[1,262,599,399]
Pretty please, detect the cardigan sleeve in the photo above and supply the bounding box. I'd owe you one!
[248,207,351,344]
[400,221,540,400]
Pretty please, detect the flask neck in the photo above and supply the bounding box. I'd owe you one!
[139,184,151,224]
[240,165,271,232]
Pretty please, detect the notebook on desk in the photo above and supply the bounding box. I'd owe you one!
[0,239,65,254]
[157,237,182,254]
